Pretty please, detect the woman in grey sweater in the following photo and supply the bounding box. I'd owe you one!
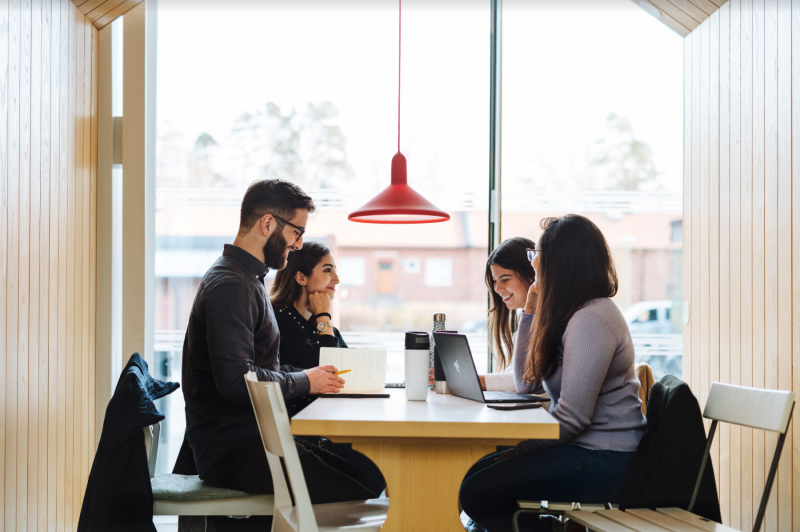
[460,215,647,532]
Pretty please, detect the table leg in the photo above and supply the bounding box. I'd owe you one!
[352,442,496,532]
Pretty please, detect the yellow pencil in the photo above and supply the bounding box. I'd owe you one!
[334,369,351,375]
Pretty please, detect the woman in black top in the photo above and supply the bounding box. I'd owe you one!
[270,242,347,414]
[269,242,385,494]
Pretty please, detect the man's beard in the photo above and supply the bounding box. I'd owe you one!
[263,230,290,270]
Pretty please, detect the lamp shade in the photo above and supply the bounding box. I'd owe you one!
[348,152,450,224]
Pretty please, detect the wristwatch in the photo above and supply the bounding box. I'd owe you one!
[316,320,330,334]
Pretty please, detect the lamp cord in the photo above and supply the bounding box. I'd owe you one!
[398,0,401,154]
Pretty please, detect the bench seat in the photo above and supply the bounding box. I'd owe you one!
[151,473,274,516]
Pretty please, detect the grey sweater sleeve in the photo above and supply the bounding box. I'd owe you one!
[514,309,621,454]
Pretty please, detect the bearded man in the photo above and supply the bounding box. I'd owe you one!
[181,179,381,502]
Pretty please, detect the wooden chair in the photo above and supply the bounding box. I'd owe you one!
[145,422,274,520]
[565,382,795,532]
[244,371,388,532]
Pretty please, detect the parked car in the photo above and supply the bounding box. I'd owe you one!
[622,300,676,335]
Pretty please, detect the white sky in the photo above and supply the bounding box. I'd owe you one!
[156,0,684,197]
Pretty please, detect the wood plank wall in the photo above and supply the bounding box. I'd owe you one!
[683,0,798,530]
[1,0,98,530]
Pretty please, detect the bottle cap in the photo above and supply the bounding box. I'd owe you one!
[405,331,430,349]
[434,313,446,321]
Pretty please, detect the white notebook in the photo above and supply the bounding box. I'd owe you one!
[319,347,387,394]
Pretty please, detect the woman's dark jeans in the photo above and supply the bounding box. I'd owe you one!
[460,445,635,532]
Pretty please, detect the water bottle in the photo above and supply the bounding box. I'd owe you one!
[405,332,430,401]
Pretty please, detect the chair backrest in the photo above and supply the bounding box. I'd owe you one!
[634,362,655,415]
[693,382,795,532]
[245,372,318,532]
[704,382,794,433]
[144,422,161,479]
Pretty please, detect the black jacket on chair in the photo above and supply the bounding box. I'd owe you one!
[618,375,722,523]
[78,353,179,532]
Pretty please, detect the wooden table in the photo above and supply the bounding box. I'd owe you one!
[291,389,559,531]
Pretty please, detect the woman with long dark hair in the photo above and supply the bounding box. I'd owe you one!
[270,241,347,365]
[480,237,536,391]
[270,241,386,496]
[461,215,647,532]
[270,242,347,413]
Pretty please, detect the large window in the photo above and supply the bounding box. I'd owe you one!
[153,0,490,474]
[150,0,684,476]
[501,0,684,381]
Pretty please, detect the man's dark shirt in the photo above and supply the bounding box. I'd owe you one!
[182,244,311,476]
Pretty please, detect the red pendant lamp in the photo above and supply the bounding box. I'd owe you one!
[348,0,450,224]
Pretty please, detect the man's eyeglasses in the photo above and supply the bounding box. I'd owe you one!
[526,248,541,262]
[272,214,306,243]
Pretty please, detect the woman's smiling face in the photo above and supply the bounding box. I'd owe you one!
[490,264,530,310]
[303,254,340,300]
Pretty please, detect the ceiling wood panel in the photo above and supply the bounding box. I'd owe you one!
[632,0,728,37]
[687,0,721,16]
[70,0,142,29]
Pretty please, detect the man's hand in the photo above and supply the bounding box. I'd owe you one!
[308,292,331,316]
[305,365,345,394]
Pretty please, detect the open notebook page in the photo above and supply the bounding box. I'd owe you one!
[319,347,387,394]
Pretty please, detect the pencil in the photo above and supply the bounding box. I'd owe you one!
[334,369,351,375]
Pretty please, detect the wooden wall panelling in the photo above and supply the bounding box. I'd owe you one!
[48,0,61,528]
[775,0,792,529]
[57,0,69,526]
[700,17,710,431]
[763,1,779,531]
[6,0,21,530]
[37,0,51,528]
[89,20,98,480]
[752,0,766,524]
[717,2,731,525]
[709,8,721,494]
[728,0,742,527]
[687,0,800,527]
[63,0,75,523]
[82,14,91,501]
[692,16,711,426]
[793,0,800,528]
[683,31,693,432]
[2,0,98,528]
[28,0,41,527]
[0,0,7,526]
[740,0,754,525]
[18,0,31,529]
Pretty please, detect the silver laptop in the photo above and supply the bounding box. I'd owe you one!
[433,332,548,404]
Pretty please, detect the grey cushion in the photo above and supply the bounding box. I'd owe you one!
[151,474,253,501]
